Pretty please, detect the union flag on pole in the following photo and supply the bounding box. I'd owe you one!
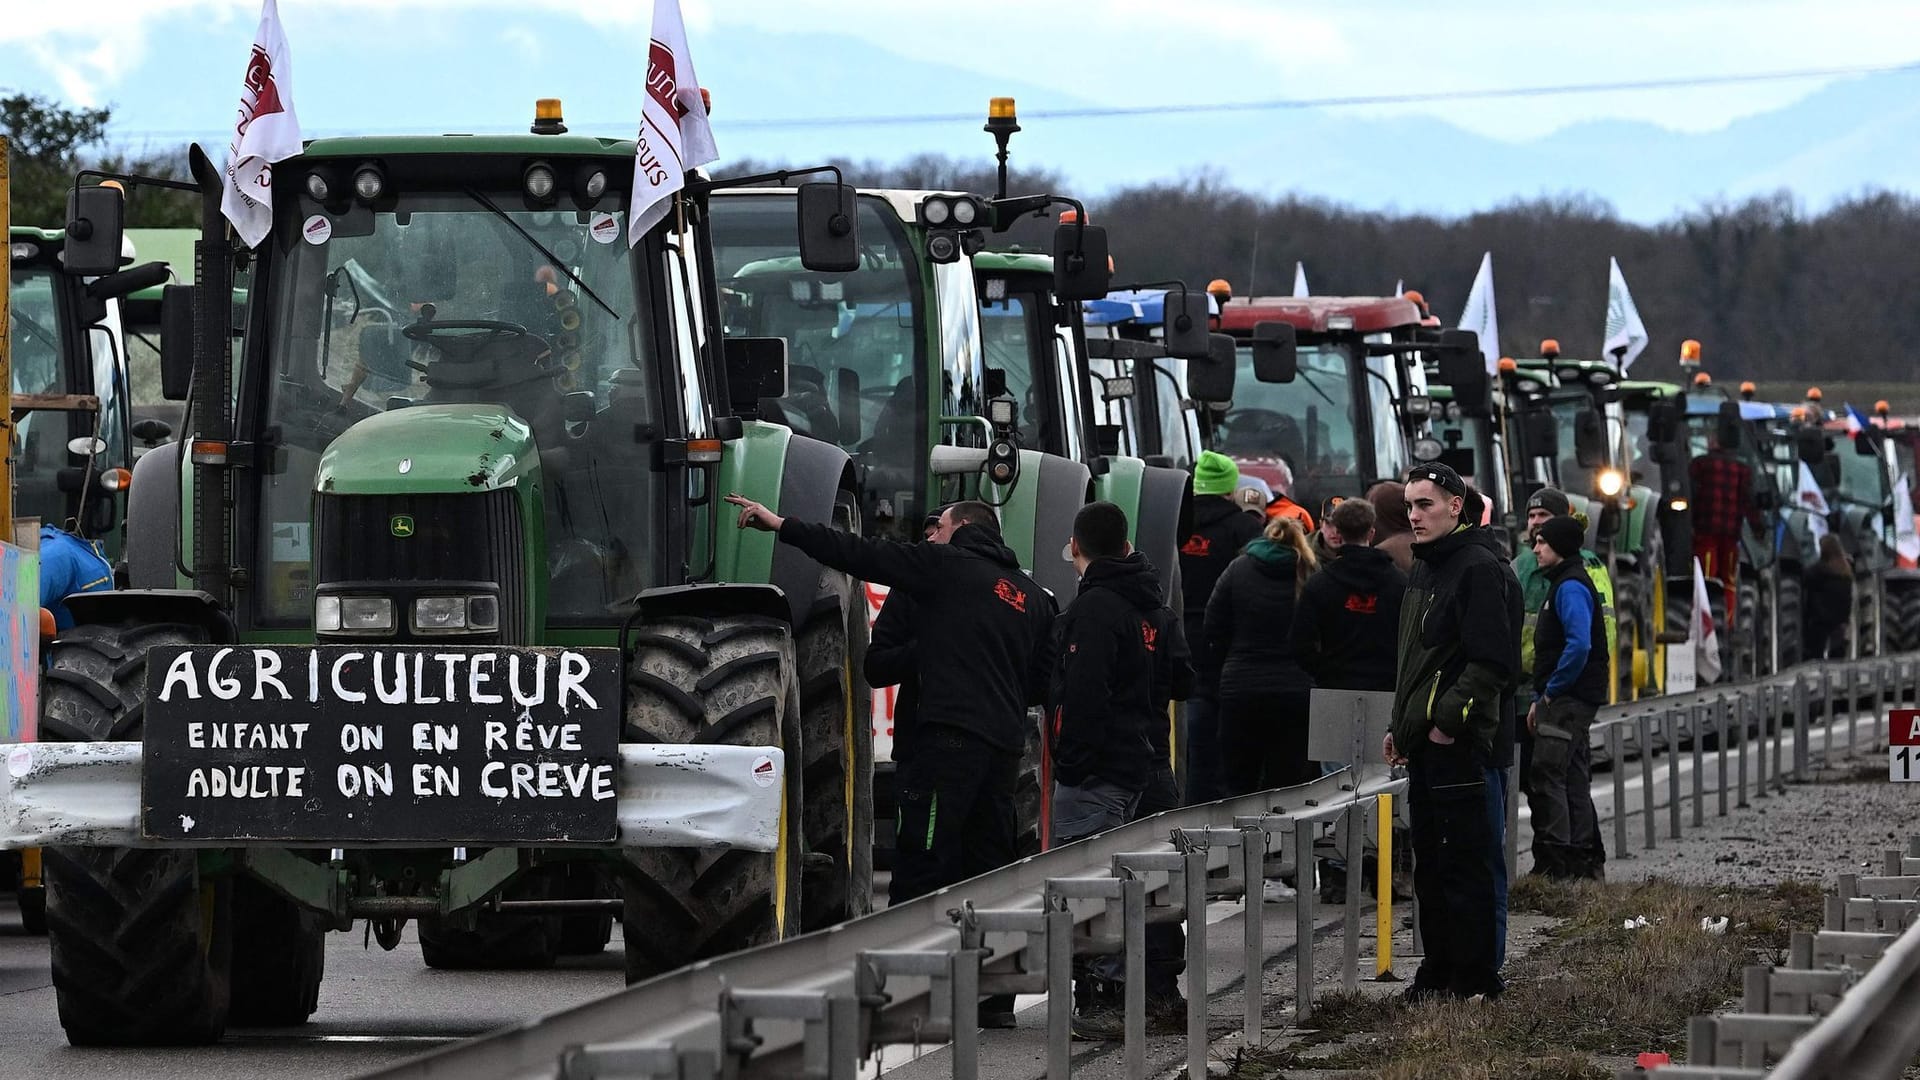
[628,0,718,247]
[221,0,302,249]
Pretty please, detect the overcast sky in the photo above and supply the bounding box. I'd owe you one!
[6,0,1917,143]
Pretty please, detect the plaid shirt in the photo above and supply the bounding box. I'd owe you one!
[1688,450,1764,538]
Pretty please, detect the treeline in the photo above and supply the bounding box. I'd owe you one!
[12,84,1916,385]
[722,156,1920,386]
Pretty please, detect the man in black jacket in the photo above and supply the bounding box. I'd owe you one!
[1294,498,1406,693]
[726,494,1057,908]
[864,508,945,769]
[1383,463,1522,1003]
[1179,451,1264,803]
[1049,500,1171,1039]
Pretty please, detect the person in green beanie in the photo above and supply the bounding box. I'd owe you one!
[1179,451,1264,803]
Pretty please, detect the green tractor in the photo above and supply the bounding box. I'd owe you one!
[8,103,876,1045]
[707,125,1195,854]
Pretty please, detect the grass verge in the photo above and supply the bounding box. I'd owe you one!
[1239,876,1824,1079]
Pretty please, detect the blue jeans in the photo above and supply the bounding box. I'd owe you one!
[1485,765,1509,968]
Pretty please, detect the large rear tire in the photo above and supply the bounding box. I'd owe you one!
[40,621,235,1046]
[1775,573,1804,669]
[796,492,874,932]
[229,877,325,1026]
[418,870,560,971]
[620,615,802,984]
[1888,581,1920,654]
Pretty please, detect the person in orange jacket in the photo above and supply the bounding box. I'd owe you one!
[1263,458,1316,532]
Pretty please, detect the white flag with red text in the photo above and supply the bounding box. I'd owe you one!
[220,0,302,249]
[628,0,718,247]
[1691,556,1723,684]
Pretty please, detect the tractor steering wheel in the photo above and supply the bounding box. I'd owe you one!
[401,319,531,345]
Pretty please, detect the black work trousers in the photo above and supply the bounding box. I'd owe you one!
[1220,689,1319,797]
[1135,764,1185,1001]
[889,726,1020,905]
[1183,695,1228,804]
[1408,737,1503,999]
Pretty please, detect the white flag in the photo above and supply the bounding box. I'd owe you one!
[1603,256,1650,372]
[1691,556,1723,684]
[1292,262,1310,298]
[1393,278,1404,296]
[1896,474,1919,567]
[1458,252,1500,376]
[1795,460,1831,546]
[220,0,302,249]
[628,0,718,247]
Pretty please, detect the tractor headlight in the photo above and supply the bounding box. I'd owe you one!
[524,163,557,202]
[922,198,951,226]
[1596,468,1627,498]
[413,596,468,631]
[318,595,394,632]
[952,197,979,226]
[306,172,332,201]
[352,165,385,202]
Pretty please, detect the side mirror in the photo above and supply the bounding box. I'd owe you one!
[1163,291,1211,360]
[1250,321,1298,383]
[86,261,171,304]
[797,182,859,274]
[63,184,127,276]
[132,418,174,445]
[1524,410,1560,459]
[1051,222,1111,302]
[1573,408,1606,469]
[159,284,196,402]
[1094,424,1122,456]
[1647,400,1679,444]
[1188,334,1237,402]
[725,336,790,411]
[1716,401,1743,452]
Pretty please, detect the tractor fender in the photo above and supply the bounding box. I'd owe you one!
[124,441,183,591]
[62,589,235,643]
[1135,464,1194,604]
[768,433,857,627]
[1024,453,1094,605]
[628,583,792,626]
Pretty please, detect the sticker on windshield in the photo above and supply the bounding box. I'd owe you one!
[589,213,620,245]
[302,215,332,246]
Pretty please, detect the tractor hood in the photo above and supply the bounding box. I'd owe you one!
[315,404,541,496]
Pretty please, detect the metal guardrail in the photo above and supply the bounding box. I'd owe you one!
[1622,839,1920,1079]
[364,770,1402,1080]
[364,653,1918,1080]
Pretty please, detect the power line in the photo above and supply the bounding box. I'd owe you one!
[103,58,1920,141]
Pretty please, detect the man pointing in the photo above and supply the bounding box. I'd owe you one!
[724,493,1057,910]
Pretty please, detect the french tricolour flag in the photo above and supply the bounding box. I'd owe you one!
[1845,403,1871,438]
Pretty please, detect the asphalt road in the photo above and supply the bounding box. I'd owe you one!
[0,910,626,1080]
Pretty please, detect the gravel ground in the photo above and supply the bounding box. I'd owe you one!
[1604,714,1920,889]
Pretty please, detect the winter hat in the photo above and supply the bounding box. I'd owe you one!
[1526,487,1572,518]
[1193,451,1240,496]
[1538,515,1585,561]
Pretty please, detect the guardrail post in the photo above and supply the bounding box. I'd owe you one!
[1735,689,1751,810]
[1691,700,1706,827]
[1728,691,1743,810]
[1343,801,1363,994]
[718,988,864,1080]
[1666,707,1683,841]
[1755,684,1772,799]
[1771,681,1787,794]
[1848,664,1859,755]
[1294,822,1316,1025]
[1793,674,1811,782]
[1637,711,1656,850]
[1048,898,1072,1080]
[1688,1015,1719,1066]
[1820,664,1835,770]
[1182,844,1208,1080]
[1825,893,1847,932]
[1122,875,1146,1080]
[1608,724,1630,859]
[1241,825,1265,1050]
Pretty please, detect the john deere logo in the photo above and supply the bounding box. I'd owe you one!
[390,515,415,538]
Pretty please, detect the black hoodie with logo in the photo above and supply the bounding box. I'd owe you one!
[1294,544,1408,692]
[1049,552,1168,790]
[1389,525,1523,765]
[1179,496,1266,690]
[777,519,1057,753]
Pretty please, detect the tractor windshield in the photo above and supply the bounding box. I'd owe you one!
[254,192,658,625]
[712,194,927,540]
[8,262,75,529]
[1218,342,1359,514]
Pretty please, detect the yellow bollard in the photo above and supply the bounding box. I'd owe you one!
[1376,792,1393,976]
